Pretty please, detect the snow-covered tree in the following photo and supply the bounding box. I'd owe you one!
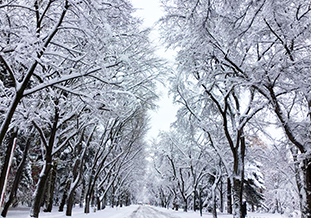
[0,0,162,217]
[159,0,311,217]
[150,114,226,215]
[244,161,265,208]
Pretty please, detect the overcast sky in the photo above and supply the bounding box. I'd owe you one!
[131,0,179,140]
[131,0,163,27]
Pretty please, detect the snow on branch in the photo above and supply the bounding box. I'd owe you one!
[22,67,101,96]
[32,120,48,149]
[0,54,17,88]
[52,131,77,156]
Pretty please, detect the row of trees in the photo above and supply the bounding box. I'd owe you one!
[0,0,162,217]
[1,0,311,218]
[147,119,298,216]
[145,0,311,218]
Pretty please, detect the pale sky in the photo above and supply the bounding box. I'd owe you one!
[131,0,179,140]
[131,0,163,27]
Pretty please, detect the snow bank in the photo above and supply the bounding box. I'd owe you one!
[5,205,139,218]
[149,206,287,218]
[4,205,290,218]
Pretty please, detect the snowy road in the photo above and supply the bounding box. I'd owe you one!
[129,206,180,218]
[5,205,286,218]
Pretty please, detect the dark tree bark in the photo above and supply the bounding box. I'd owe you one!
[219,177,224,213]
[96,196,100,211]
[79,180,85,208]
[1,136,30,217]
[111,186,116,208]
[59,179,71,212]
[227,178,232,214]
[125,193,130,206]
[66,148,87,216]
[193,189,197,211]
[30,153,53,217]
[0,130,17,204]
[199,188,202,216]
[301,158,311,218]
[65,128,88,216]
[232,133,246,218]
[84,194,91,213]
[30,108,59,218]
[44,161,57,212]
[65,188,75,216]
[212,195,217,218]
[101,195,107,210]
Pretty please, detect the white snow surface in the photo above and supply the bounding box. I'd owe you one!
[4,205,290,218]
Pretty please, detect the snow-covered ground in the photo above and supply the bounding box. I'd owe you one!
[4,205,288,218]
[5,205,137,218]
[153,207,285,218]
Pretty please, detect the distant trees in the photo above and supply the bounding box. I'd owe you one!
[260,139,299,214]
[150,116,226,217]
[0,0,161,217]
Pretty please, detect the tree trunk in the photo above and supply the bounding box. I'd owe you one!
[1,196,11,218]
[65,189,75,216]
[183,197,187,212]
[79,180,85,208]
[227,178,232,214]
[84,196,91,213]
[59,180,71,212]
[101,195,106,209]
[0,93,23,157]
[44,162,57,212]
[199,188,202,216]
[232,132,246,218]
[300,158,311,218]
[291,148,311,218]
[232,169,244,217]
[193,189,197,212]
[291,148,303,212]
[232,177,242,218]
[111,187,115,208]
[30,106,59,218]
[118,196,122,207]
[126,192,131,206]
[84,169,96,213]
[212,185,217,218]
[212,195,217,218]
[0,130,17,205]
[91,193,95,207]
[66,149,86,216]
[219,178,223,213]
[1,136,30,217]
[96,196,100,211]
[30,159,52,217]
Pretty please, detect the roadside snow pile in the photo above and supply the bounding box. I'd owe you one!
[5,205,140,218]
[153,206,287,218]
[4,205,294,218]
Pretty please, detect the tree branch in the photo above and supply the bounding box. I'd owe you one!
[0,54,16,88]
[32,121,48,149]
[22,67,101,96]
